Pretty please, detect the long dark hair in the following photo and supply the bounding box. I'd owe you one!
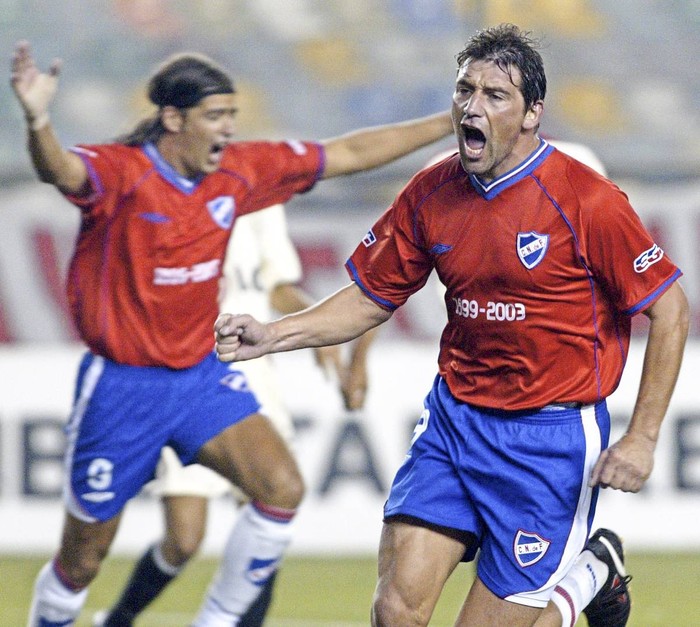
[117,52,235,146]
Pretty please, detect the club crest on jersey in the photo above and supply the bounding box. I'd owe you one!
[516,231,549,269]
[207,196,235,229]
[513,530,551,567]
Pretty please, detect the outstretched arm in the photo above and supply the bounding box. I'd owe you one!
[10,40,87,194]
[215,283,391,363]
[320,111,453,178]
[590,281,690,492]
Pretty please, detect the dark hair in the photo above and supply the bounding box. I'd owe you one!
[118,52,235,146]
[456,24,546,109]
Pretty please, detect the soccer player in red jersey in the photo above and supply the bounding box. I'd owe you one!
[11,41,452,626]
[215,24,690,627]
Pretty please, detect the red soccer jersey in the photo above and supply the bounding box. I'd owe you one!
[347,141,682,410]
[64,140,324,368]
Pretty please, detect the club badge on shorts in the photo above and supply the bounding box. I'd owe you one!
[514,529,551,567]
[517,231,549,269]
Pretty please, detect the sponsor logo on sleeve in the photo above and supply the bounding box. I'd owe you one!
[634,244,664,273]
[362,229,377,247]
[285,140,308,155]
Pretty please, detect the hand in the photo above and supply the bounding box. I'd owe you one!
[10,40,61,129]
[214,313,268,362]
[589,431,656,493]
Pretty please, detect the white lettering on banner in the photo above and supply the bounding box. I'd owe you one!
[153,259,221,285]
[0,342,699,555]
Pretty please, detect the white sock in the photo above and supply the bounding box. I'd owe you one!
[551,549,609,627]
[192,501,295,627]
[27,559,88,626]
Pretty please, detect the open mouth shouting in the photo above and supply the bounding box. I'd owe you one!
[208,141,227,166]
[461,125,486,160]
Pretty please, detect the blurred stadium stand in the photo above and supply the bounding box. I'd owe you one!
[2,0,699,184]
[1,0,699,342]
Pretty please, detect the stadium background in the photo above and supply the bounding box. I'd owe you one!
[1,1,699,625]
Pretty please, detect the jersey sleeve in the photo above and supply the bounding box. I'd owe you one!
[225,141,325,216]
[584,185,681,315]
[63,144,128,216]
[346,183,434,310]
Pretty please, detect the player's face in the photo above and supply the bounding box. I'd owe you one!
[451,59,542,182]
[174,93,238,178]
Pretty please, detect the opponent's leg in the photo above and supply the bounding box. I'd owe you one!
[28,511,120,626]
[192,414,304,626]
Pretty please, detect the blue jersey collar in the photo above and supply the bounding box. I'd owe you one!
[469,138,553,200]
[143,142,202,195]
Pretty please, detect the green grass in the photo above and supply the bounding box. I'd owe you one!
[3,552,700,625]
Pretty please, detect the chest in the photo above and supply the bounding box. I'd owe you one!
[424,184,588,295]
[110,178,239,265]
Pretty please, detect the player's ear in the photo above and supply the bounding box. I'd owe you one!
[161,105,184,133]
[523,100,544,131]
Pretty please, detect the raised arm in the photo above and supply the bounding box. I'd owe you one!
[215,282,391,363]
[10,40,87,194]
[320,111,453,178]
[590,280,690,492]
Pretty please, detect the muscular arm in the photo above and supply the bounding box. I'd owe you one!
[270,281,344,376]
[215,283,391,363]
[11,41,88,194]
[320,111,453,178]
[590,281,690,491]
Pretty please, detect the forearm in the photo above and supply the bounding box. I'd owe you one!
[627,283,689,442]
[321,111,452,178]
[27,123,87,193]
[266,283,390,354]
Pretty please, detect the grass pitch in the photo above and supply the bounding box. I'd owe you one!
[2,552,699,625]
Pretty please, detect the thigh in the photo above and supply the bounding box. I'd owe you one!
[470,404,605,607]
[374,519,469,624]
[197,413,303,508]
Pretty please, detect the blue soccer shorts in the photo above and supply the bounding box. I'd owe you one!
[384,375,610,607]
[63,351,261,522]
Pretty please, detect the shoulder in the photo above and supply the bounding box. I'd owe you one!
[539,149,634,226]
[70,143,149,169]
[403,152,465,201]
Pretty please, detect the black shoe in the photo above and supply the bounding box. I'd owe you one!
[583,528,632,627]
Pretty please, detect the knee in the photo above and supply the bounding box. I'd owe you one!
[56,546,106,589]
[262,463,305,510]
[371,586,428,627]
[162,528,204,566]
